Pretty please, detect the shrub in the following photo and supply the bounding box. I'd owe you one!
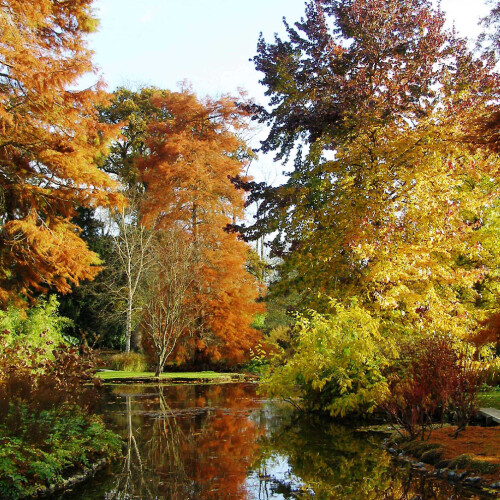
[262,300,395,417]
[108,352,149,372]
[0,296,74,352]
[0,327,122,499]
[381,336,484,440]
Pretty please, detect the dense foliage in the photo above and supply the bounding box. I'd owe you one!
[0,295,73,352]
[0,326,122,499]
[262,301,393,416]
[244,0,500,424]
[0,404,121,500]
[0,0,122,305]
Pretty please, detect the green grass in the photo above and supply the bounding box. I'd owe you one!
[478,388,500,409]
[96,370,235,381]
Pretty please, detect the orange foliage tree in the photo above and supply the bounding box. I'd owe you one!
[137,89,262,365]
[0,0,121,305]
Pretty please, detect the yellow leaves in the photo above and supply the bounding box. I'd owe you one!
[262,300,393,416]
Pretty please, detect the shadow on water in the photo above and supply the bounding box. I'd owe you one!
[50,383,489,500]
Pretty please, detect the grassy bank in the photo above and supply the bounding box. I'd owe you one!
[96,370,243,382]
[478,388,500,409]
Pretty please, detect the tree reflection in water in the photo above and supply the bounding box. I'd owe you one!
[252,406,484,500]
[66,383,485,500]
[105,383,263,500]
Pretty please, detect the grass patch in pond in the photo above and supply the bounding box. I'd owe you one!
[96,370,234,381]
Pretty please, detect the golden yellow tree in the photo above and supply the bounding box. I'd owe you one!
[246,0,500,340]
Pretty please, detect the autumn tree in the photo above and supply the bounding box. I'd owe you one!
[241,0,500,342]
[0,0,121,305]
[137,88,263,365]
[141,229,199,376]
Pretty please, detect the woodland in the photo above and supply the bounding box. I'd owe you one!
[2,0,500,497]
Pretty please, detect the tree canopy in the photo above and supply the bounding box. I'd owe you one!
[0,0,121,305]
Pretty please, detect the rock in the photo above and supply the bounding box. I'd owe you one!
[447,470,457,481]
[387,447,397,455]
[463,477,482,487]
[435,459,450,469]
[412,462,426,469]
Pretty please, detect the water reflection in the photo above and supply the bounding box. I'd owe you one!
[102,384,263,500]
[54,383,488,500]
[251,409,485,499]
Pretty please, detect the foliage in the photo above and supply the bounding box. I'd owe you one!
[108,352,149,372]
[238,0,500,343]
[0,323,122,499]
[262,300,393,417]
[0,296,73,353]
[56,208,126,348]
[249,0,461,162]
[230,0,500,419]
[136,87,263,365]
[90,87,265,362]
[244,343,269,374]
[381,336,485,440]
[0,336,102,417]
[0,0,122,305]
[0,404,122,500]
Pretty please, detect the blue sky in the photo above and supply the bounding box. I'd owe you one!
[86,0,493,183]
[88,0,491,99]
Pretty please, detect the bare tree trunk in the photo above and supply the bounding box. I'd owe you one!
[126,300,132,353]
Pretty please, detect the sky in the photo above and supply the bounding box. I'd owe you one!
[86,0,494,183]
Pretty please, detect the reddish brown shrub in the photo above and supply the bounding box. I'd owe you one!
[381,336,484,440]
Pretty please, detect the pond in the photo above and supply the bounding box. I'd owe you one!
[51,383,489,499]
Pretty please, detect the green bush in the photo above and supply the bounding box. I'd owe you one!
[261,299,395,417]
[108,351,149,372]
[0,404,122,500]
[0,296,74,354]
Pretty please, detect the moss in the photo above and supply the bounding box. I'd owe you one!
[401,440,441,459]
[420,447,444,465]
[448,454,499,475]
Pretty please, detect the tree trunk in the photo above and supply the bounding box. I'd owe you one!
[125,299,132,353]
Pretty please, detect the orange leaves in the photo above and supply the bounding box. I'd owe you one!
[0,0,122,304]
[135,88,262,365]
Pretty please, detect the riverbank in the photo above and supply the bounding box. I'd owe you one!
[96,370,258,384]
[0,404,122,500]
[386,425,500,494]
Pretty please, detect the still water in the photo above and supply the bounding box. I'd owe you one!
[53,383,489,499]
